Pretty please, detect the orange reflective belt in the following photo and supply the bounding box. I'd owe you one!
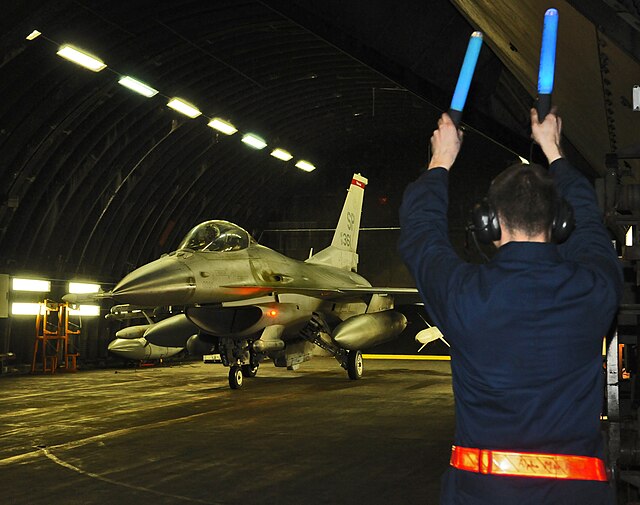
[450,445,608,481]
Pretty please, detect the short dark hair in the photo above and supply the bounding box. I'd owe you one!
[488,163,557,237]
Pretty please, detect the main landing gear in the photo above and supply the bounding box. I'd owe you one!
[347,350,363,380]
[299,314,365,381]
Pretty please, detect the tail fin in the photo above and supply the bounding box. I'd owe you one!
[306,173,368,271]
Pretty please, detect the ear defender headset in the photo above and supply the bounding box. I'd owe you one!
[470,198,575,244]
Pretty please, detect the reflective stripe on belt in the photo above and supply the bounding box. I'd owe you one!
[450,445,608,481]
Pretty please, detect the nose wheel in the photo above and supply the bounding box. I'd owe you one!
[229,366,243,389]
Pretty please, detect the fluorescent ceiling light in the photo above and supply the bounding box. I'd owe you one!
[26,30,41,41]
[68,282,101,294]
[295,160,316,172]
[271,149,293,161]
[56,45,106,72]
[118,76,158,98]
[208,118,237,135]
[11,303,44,316]
[167,98,201,118]
[627,226,634,247]
[68,305,100,317]
[241,134,267,150]
[12,278,50,292]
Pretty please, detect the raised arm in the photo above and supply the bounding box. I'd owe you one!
[399,113,466,326]
[531,108,622,305]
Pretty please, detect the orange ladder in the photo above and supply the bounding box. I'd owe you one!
[31,301,80,373]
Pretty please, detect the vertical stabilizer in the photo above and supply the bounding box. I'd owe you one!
[306,173,368,271]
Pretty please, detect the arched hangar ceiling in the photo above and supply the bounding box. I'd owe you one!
[0,0,638,283]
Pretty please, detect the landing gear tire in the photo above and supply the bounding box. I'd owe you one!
[347,350,363,380]
[229,366,243,389]
[241,364,258,378]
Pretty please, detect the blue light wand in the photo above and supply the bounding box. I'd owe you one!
[536,8,559,121]
[448,31,483,127]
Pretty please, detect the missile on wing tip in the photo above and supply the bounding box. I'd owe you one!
[448,31,483,127]
[332,310,407,351]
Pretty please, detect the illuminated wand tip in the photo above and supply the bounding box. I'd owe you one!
[449,31,484,125]
[537,8,559,121]
[537,8,559,96]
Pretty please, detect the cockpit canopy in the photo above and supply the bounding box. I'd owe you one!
[177,220,254,252]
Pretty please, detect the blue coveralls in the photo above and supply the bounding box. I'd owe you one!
[399,158,623,504]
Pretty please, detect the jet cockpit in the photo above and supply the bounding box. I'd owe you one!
[177,220,254,252]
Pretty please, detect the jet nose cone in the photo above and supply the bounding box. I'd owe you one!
[112,258,195,306]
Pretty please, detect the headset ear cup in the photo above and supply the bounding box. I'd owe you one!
[551,198,575,243]
[472,199,501,244]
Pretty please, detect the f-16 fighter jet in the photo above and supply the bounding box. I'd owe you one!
[109,173,416,389]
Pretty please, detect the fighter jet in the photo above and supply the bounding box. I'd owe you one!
[109,173,417,389]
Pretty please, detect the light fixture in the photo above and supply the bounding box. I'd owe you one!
[270,148,293,161]
[295,160,316,172]
[208,118,237,135]
[26,30,41,41]
[68,305,101,317]
[167,98,201,118]
[56,45,107,72]
[12,278,50,292]
[626,226,634,247]
[118,76,158,98]
[68,282,101,294]
[11,303,44,316]
[241,134,267,150]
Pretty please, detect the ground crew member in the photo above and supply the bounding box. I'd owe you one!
[398,109,622,504]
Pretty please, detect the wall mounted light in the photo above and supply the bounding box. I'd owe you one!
[11,303,44,316]
[12,278,50,292]
[68,282,101,294]
[68,305,101,317]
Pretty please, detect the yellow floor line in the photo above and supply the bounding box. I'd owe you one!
[363,354,451,361]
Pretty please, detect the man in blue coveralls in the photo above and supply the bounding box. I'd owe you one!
[399,109,622,504]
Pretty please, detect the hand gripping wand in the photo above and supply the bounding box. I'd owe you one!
[448,31,483,127]
[536,8,559,121]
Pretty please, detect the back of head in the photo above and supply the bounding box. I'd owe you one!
[488,163,557,238]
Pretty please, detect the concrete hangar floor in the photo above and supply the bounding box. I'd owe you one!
[0,357,454,505]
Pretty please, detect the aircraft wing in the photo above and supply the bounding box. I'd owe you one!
[220,283,419,300]
[337,286,422,304]
[336,287,418,295]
